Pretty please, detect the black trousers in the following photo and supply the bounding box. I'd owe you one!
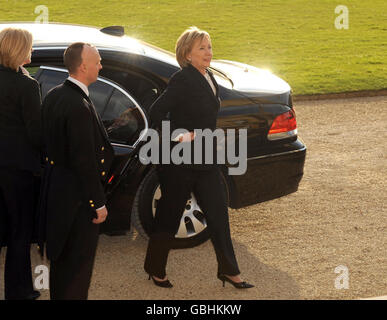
[0,168,35,300]
[49,204,99,300]
[144,165,240,279]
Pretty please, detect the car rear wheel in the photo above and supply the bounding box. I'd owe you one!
[131,168,229,249]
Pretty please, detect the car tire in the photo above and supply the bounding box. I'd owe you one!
[131,167,229,249]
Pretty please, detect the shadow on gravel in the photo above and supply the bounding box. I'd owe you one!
[229,241,301,300]
[92,231,301,300]
[0,231,301,300]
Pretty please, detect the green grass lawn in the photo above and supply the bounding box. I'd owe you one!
[1,0,386,95]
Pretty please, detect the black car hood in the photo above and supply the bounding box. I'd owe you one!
[211,60,291,105]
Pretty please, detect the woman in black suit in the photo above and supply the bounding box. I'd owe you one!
[0,28,42,300]
[144,27,253,289]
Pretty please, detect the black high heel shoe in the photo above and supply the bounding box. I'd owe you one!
[148,274,173,288]
[217,274,254,289]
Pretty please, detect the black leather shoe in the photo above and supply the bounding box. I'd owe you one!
[5,290,41,300]
[27,290,41,300]
[148,274,173,288]
[217,274,254,289]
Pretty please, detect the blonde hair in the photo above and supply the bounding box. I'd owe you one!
[175,26,211,68]
[0,28,33,71]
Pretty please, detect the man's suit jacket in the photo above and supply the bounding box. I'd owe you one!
[149,63,221,170]
[40,79,114,260]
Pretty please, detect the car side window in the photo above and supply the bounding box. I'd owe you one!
[37,69,67,98]
[100,68,159,112]
[37,68,113,115]
[102,88,145,145]
[37,67,145,146]
[24,66,40,78]
[88,81,114,115]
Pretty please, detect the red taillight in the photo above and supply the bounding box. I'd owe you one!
[268,109,297,139]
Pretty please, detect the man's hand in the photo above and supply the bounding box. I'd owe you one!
[93,206,108,224]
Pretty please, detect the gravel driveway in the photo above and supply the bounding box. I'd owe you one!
[1,95,386,300]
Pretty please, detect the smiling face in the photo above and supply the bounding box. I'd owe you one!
[187,35,213,74]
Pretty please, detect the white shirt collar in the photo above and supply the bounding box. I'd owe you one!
[204,70,216,95]
[67,76,89,97]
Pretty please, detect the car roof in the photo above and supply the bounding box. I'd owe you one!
[0,22,179,67]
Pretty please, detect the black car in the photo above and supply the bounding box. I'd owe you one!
[0,23,306,248]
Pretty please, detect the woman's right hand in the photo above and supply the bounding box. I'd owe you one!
[178,131,196,142]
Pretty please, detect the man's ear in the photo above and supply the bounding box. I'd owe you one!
[78,62,87,74]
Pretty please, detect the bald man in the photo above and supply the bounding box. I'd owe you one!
[40,43,114,299]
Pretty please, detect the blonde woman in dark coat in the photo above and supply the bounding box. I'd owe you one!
[0,27,42,300]
[144,27,253,290]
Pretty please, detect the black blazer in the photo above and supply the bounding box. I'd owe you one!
[0,65,42,173]
[40,79,114,259]
[149,64,221,170]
